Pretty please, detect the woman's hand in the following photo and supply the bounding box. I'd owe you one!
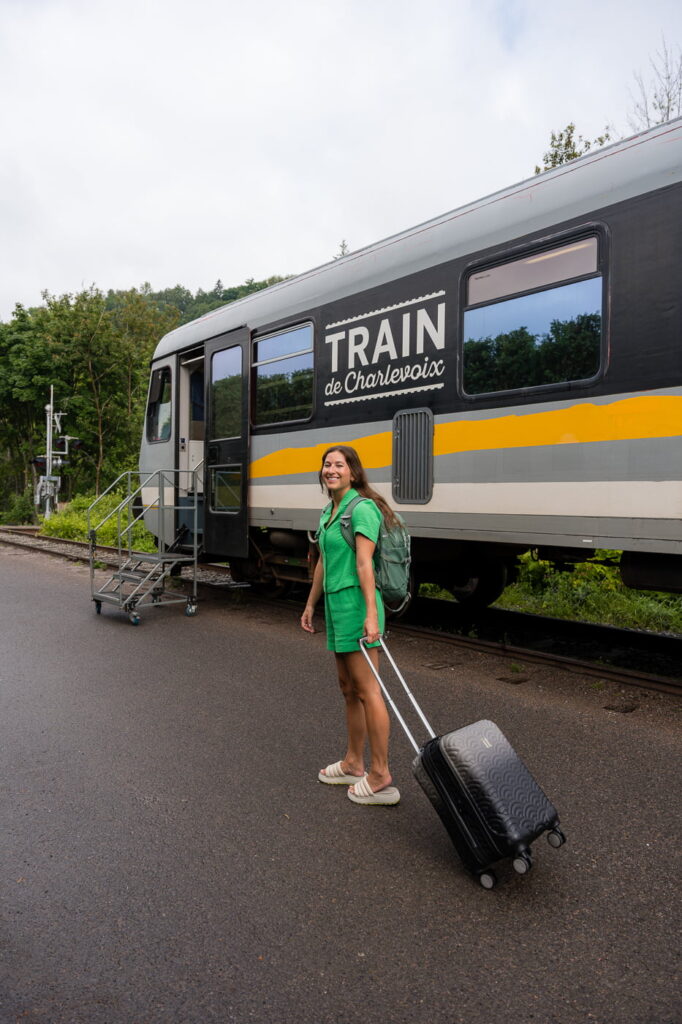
[363,612,380,644]
[301,558,324,633]
[301,604,316,633]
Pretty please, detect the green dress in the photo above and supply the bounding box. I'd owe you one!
[318,488,385,652]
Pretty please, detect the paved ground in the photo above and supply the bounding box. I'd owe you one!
[0,545,680,1024]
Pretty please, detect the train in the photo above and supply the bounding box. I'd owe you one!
[139,117,682,607]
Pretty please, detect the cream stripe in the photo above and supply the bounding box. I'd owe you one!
[249,480,682,520]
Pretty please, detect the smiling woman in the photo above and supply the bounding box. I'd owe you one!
[301,445,402,806]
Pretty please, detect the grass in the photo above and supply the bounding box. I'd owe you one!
[421,552,682,635]
[39,493,157,552]
[496,553,682,634]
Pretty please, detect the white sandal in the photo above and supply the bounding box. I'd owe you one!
[318,761,364,785]
[348,774,400,805]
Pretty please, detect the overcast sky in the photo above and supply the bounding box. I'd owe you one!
[1,0,681,321]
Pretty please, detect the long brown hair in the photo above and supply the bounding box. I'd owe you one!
[318,445,398,527]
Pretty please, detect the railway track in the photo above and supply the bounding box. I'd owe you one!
[2,526,681,696]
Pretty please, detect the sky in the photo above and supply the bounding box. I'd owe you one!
[1,0,681,321]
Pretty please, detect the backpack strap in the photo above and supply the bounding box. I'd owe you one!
[339,495,370,552]
[314,501,333,544]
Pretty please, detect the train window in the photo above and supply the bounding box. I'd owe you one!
[210,346,242,439]
[210,466,242,512]
[253,323,314,426]
[146,366,172,443]
[189,367,205,441]
[463,236,602,396]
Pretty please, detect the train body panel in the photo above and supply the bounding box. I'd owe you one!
[139,119,682,601]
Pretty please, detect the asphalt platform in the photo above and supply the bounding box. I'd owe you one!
[0,545,680,1024]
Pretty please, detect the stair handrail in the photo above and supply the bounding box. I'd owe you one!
[87,470,156,539]
[117,469,178,553]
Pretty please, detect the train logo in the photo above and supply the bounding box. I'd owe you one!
[324,292,447,406]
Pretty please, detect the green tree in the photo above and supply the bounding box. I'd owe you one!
[0,274,288,515]
[534,122,612,174]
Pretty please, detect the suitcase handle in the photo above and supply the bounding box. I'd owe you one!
[360,636,436,753]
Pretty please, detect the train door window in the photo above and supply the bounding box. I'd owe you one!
[189,367,205,440]
[463,235,602,396]
[253,323,314,426]
[210,346,242,439]
[210,465,242,512]
[146,366,172,443]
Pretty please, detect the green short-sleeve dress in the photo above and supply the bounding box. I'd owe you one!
[318,488,385,652]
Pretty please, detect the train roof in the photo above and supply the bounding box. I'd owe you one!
[153,117,682,361]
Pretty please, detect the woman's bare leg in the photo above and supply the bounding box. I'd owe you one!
[342,648,392,792]
[334,653,366,776]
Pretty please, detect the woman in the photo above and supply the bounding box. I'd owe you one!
[300,445,400,806]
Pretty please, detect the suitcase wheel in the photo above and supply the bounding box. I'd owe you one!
[547,827,566,849]
[512,851,533,875]
[478,870,497,890]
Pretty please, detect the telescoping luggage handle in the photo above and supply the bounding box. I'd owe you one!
[360,635,436,754]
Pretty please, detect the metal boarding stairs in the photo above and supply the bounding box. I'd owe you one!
[88,469,200,625]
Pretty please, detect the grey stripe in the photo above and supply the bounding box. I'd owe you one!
[434,436,682,484]
[251,437,682,487]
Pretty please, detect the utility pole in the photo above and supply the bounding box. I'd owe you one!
[33,388,79,520]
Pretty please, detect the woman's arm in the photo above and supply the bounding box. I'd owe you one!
[355,534,380,643]
[301,554,324,633]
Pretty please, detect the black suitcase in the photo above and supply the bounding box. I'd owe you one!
[360,637,566,889]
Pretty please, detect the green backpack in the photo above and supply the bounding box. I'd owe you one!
[335,495,412,613]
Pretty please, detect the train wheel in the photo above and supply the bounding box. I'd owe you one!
[448,561,508,609]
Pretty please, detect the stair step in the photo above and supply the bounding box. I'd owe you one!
[116,570,160,582]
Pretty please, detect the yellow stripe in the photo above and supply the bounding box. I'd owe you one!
[250,433,393,479]
[435,394,682,455]
[249,395,682,479]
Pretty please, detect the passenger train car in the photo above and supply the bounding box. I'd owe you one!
[140,118,682,606]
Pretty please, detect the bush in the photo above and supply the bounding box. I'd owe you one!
[39,492,157,551]
[0,491,35,525]
[496,551,682,634]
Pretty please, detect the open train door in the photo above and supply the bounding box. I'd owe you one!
[203,326,250,559]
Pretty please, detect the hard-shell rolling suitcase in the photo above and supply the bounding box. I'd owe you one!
[360,637,566,889]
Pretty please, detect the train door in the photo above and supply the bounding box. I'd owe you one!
[177,351,205,546]
[203,327,250,559]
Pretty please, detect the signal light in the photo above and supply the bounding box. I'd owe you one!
[58,436,83,452]
[31,456,47,470]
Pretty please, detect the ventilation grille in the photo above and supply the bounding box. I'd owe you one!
[392,408,434,504]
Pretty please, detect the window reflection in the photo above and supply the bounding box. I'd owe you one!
[254,323,314,425]
[463,241,602,396]
[146,367,172,443]
[211,347,242,439]
[211,466,242,512]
